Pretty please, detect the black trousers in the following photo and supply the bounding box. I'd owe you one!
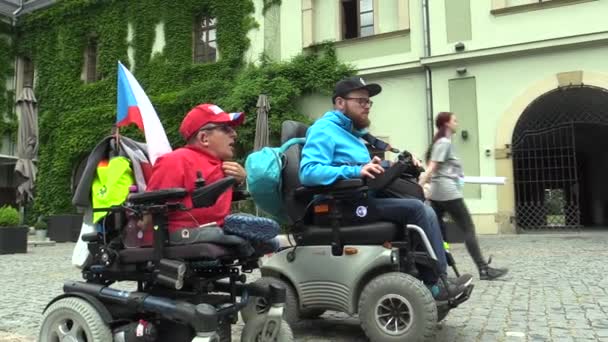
[430,198,486,269]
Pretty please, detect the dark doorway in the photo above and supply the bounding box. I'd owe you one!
[512,86,608,231]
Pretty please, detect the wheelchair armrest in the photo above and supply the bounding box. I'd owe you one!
[129,188,188,205]
[294,179,366,198]
[81,232,101,242]
[192,177,237,208]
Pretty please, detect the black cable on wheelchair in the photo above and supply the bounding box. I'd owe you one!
[292,195,330,231]
[286,194,332,257]
[101,213,109,246]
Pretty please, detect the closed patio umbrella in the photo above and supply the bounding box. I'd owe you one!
[254,94,270,151]
[14,86,38,205]
[252,94,271,215]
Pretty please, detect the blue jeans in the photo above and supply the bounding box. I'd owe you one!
[369,197,447,282]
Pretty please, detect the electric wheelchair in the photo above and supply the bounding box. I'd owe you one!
[39,175,292,342]
[241,121,474,342]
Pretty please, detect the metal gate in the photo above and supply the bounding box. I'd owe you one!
[512,123,580,230]
[511,86,608,231]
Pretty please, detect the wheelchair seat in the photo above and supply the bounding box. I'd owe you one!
[111,179,261,265]
[119,242,243,264]
[280,120,402,246]
[115,217,278,266]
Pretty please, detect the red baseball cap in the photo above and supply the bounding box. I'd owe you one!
[179,103,245,140]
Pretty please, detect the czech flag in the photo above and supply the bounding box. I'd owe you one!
[116,62,172,164]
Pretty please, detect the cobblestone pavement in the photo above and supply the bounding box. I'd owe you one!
[1,231,608,341]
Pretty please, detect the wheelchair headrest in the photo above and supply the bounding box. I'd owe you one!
[280,120,310,225]
[281,120,309,144]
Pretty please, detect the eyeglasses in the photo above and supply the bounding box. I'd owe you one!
[343,97,373,108]
[199,124,235,135]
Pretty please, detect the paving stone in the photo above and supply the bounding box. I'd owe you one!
[1,232,608,341]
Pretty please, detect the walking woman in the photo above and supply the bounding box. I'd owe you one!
[419,112,508,280]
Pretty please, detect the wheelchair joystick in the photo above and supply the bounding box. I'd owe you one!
[195,171,206,188]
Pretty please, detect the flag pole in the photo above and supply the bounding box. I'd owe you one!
[110,124,121,157]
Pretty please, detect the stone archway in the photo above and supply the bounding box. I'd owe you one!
[495,71,608,233]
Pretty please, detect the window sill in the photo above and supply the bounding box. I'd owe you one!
[491,0,597,15]
[307,29,410,49]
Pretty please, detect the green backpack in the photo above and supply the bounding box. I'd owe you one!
[245,138,305,223]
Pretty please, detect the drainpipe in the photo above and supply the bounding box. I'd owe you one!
[421,0,434,144]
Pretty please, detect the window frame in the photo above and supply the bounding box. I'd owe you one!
[491,0,597,15]
[193,16,218,63]
[340,0,375,40]
[22,57,34,88]
[84,36,100,84]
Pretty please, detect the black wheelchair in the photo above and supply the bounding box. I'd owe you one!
[39,175,292,342]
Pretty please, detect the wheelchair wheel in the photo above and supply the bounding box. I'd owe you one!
[240,277,299,325]
[39,297,112,342]
[240,315,293,342]
[358,272,437,342]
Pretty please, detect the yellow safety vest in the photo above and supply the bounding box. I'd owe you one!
[91,156,135,223]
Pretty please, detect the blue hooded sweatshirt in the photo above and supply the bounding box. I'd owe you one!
[300,110,371,186]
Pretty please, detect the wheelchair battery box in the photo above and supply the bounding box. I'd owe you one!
[311,197,379,227]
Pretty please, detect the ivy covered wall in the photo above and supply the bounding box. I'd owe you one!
[14,0,351,216]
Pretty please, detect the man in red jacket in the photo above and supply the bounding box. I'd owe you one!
[143,103,247,244]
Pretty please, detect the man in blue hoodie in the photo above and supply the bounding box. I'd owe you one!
[300,76,471,300]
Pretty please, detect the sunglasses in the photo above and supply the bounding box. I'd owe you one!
[199,124,235,134]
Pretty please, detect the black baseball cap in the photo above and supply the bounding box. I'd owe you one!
[332,76,382,103]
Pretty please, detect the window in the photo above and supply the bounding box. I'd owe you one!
[84,37,100,83]
[341,0,374,40]
[22,57,34,88]
[194,16,217,63]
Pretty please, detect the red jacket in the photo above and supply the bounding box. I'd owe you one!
[144,145,232,242]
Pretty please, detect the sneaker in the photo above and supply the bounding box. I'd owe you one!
[450,273,473,287]
[478,256,509,280]
[431,278,466,301]
[479,266,508,280]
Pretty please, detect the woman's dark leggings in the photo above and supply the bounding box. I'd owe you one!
[430,198,486,269]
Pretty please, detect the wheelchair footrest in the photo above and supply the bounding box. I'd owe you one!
[450,284,474,308]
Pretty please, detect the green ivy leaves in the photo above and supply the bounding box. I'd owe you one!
[13,0,352,217]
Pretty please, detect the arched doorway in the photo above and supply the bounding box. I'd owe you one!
[512,86,608,231]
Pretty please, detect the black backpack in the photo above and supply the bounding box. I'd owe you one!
[363,134,425,201]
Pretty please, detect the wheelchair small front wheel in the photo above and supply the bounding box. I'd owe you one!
[39,297,112,342]
[240,315,293,342]
[240,277,299,325]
